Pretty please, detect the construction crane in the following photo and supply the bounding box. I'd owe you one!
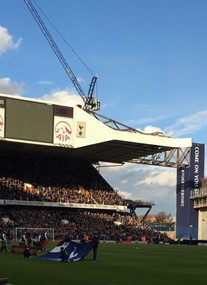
[23,0,100,111]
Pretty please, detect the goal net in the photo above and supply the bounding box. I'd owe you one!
[15,227,55,242]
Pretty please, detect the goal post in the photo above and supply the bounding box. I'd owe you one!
[15,227,55,242]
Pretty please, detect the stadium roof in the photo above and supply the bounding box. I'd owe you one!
[0,130,191,168]
[0,94,192,168]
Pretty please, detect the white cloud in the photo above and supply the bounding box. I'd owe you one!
[100,163,177,214]
[142,125,164,134]
[121,179,128,184]
[126,115,167,126]
[116,190,132,199]
[40,89,84,106]
[126,109,207,139]
[101,100,115,110]
[0,78,24,95]
[165,110,207,137]
[135,169,176,187]
[0,78,85,107]
[0,26,22,55]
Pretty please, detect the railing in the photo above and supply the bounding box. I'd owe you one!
[0,199,127,211]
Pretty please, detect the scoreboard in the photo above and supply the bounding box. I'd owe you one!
[0,95,74,145]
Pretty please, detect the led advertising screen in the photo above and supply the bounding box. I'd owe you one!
[5,98,53,143]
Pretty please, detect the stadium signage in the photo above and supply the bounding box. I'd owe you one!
[53,116,74,145]
[0,199,127,211]
[193,146,200,196]
[54,121,72,142]
[176,143,204,239]
[180,169,185,207]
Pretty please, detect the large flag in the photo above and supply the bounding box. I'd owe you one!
[37,240,97,262]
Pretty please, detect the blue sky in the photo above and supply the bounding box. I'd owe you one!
[1,0,207,216]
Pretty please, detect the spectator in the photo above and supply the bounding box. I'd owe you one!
[23,247,31,258]
[92,232,100,261]
[0,231,7,253]
[59,247,68,262]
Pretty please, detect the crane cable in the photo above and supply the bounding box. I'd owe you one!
[32,0,95,77]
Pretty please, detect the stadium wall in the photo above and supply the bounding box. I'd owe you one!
[176,143,205,239]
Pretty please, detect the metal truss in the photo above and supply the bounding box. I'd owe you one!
[91,111,164,135]
[91,111,191,168]
[129,147,191,168]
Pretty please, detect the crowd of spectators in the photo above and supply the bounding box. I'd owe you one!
[0,155,123,205]
[0,206,170,243]
[0,177,123,205]
[0,153,171,245]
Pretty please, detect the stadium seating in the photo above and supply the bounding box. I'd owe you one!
[0,154,171,244]
[0,155,123,205]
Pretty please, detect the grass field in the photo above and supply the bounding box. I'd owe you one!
[1,242,207,285]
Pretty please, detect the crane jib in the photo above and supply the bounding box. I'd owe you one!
[23,0,100,111]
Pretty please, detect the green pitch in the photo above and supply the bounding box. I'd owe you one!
[1,242,207,285]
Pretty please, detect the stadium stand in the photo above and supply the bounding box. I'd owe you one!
[0,153,171,245]
[0,154,123,205]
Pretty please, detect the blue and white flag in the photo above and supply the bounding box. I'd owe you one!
[37,240,97,262]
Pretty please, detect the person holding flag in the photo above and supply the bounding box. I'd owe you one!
[59,247,69,262]
[92,232,100,261]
